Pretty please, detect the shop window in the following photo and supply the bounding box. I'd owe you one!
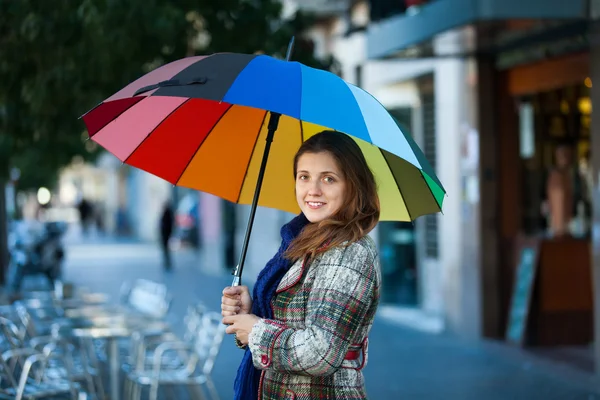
[519,83,592,237]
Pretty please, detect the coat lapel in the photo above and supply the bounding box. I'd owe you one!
[276,257,307,293]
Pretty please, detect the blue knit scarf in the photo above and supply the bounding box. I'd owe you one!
[233,213,310,400]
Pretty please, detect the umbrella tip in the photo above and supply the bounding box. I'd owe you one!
[286,37,295,61]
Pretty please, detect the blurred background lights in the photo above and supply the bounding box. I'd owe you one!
[37,187,52,205]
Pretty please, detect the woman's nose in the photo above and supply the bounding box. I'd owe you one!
[307,181,322,195]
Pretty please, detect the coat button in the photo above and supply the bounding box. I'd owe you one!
[261,355,268,365]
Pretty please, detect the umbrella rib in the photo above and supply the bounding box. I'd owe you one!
[236,110,270,203]
[123,98,191,165]
[378,147,414,222]
[80,101,103,120]
[174,103,234,186]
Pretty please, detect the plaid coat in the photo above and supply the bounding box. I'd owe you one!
[247,235,381,400]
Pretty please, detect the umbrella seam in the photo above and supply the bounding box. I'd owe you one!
[236,110,270,203]
[174,103,234,186]
[122,98,191,166]
[378,147,414,222]
[298,62,303,133]
[217,53,260,103]
[295,117,304,184]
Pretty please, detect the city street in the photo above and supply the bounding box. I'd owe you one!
[58,234,600,399]
[4,1,600,399]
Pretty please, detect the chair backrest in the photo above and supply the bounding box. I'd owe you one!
[0,306,20,327]
[12,303,34,341]
[125,279,171,319]
[193,312,226,375]
[183,303,206,342]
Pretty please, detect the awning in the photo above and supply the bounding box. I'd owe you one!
[367,0,589,60]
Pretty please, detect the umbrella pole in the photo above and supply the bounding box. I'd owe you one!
[231,37,295,287]
[231,112,281,286]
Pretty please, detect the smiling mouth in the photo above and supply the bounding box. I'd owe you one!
[306,201,326,209]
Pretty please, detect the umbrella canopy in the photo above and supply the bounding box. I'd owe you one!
[83,53,445,222]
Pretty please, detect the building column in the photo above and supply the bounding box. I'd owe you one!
[434,29,483,339]
[199,194,225,275]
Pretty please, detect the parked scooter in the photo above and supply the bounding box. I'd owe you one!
[6,220,66,294]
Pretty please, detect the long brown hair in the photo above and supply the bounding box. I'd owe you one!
[284,130,380,261]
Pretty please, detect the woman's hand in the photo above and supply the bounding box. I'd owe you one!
[221,285,252,317]
[222,314,260,345]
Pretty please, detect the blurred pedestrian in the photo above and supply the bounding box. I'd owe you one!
[159,200,174,270]
[543,141,586,237]
[77,198,93,236]
[94,202,105,235]
[221,131,382,400]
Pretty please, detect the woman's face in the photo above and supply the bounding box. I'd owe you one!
[295,151,347,223]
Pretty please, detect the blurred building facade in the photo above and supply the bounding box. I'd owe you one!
[366,0,600,372]
[56,152,171,242]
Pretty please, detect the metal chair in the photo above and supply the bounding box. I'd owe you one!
[120,280,172,320]
[2,304,104,399]
[0,320,80,400]
[127,303,206,368]
[124,311,226,400]
[122,303,206,399]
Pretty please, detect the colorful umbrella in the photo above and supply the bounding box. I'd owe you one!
[82,40,445,285]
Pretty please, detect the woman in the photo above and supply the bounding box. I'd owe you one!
[222,130,381,399]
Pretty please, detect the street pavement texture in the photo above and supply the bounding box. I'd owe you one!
[56,235,600,400]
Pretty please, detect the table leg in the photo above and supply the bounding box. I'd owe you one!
[109,338,120,400]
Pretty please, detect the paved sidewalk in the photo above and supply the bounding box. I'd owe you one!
[59,237,600,399]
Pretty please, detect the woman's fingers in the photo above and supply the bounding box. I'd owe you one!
[221,296,241,306]
[221,296,241,317]
[225,324,236,335]
[221,310,237,317]
[223,286,242,295]
[221,304,240,312]
[222,286,252,318]
[223,285,250,296]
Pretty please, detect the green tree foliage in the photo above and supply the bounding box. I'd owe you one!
[0,0,336,284]
[0,0,334,190]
